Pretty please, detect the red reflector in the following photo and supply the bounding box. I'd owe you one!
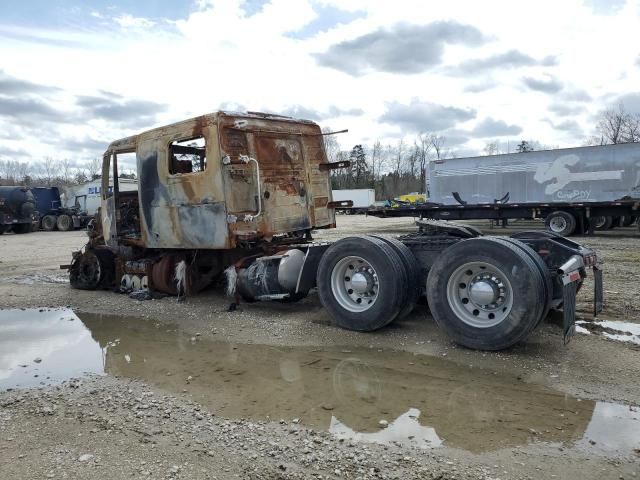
[569,271,581,282]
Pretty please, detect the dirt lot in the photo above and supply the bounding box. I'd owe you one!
[1,216,639,479]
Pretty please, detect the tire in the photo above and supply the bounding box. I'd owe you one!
[317,236,407,331]
[497,237,553,326]
[70,249,115,290]
[591,216,613,231]
[544,211,576,236]
[12,223,31,234]
[41,215,57,231]
[56,214,73,231]
[370,235,421,319]
[426,237,546,350]
[621,216,635,227]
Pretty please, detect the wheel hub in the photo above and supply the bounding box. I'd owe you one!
[330,256,380,313]
[351,271,373,294]
[468,279,498,305]
[446,262,513,328]
[550,217,566,232]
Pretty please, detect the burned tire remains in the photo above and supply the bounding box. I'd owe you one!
[70,249,115,290]
[426,237,546,350]
[317,236,407,332]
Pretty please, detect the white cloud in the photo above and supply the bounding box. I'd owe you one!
[0,0,639,164]
[113,14,156,29]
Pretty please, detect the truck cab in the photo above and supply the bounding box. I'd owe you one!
[100,111,337,251]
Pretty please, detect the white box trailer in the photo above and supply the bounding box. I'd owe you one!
[367,143,640,236]
[428,143,640,205]
[64,178,138,216]
[332,189,376,211]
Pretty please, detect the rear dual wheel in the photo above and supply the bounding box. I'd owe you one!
[426,237,550,350]
[317,236,408,332]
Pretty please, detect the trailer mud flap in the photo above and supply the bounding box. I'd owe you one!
[562,281,577,344]
[593,266,604,316]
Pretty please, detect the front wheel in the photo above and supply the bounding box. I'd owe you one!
[317,236,407,331]
[426,237,547,350]
[70,249,115,290]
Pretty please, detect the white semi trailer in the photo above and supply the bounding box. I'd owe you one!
[371,143,640,236]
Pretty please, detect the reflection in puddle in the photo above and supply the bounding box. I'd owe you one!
[330,408,443,449]
[0,309,103,388]
[576,320,640,345]
[0,308,639,457]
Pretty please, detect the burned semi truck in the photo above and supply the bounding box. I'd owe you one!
[66,111,603,350]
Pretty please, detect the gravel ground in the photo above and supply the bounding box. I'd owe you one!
[1,217,639,479]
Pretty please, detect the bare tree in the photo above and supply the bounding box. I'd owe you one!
[42,157,58,186]
[483,141,500,156]
[369,139,384,181]
[392,139,405,174]
[429,135,446,160]
[595,103,640,144]
[322,127,340,163]
[417,134,432,193]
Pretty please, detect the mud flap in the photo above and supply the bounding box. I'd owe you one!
[562,281,577,345]
[593,266,604,317]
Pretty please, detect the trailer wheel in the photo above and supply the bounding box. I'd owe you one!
[41,214,57,231]
[621,216,635,227]
[426,237,546,350]
[317,236,406,331]
[370,235,421,319]
[591,215,612,231]
[56,214,73,231]
[70,249,115,290]
[544,211,575,236]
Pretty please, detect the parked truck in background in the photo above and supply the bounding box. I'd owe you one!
[64,111,603,351]
[0,186,38,234]
[332,188,375,213]
[369,143,640,236]
[31,187,91,231]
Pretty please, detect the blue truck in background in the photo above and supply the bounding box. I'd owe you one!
[31,187,91,231]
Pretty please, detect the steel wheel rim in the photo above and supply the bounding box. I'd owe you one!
[446,261,513,328]
[549,216,567,233]
[593,216,606,228]
[330,256,379,312]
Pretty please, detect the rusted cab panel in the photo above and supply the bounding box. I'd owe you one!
[101,111,335,250]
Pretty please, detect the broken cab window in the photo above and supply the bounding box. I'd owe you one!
[169,136,206,174]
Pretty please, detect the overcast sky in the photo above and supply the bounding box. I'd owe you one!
[1,0,639,167]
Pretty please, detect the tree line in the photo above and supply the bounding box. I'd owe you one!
[323,131,450,200]
[0,157,136,187]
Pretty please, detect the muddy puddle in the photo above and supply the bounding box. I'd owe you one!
[1,308,639,456]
